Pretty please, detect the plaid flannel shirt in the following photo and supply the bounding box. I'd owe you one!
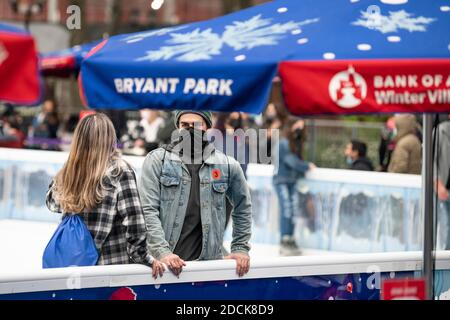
[46,161,154,266]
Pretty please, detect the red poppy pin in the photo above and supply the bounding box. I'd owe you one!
[212,169,221,180]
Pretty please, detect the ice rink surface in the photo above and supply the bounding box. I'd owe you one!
[0,220,58,272]
[0,220,340,272]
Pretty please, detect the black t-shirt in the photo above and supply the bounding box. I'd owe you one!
[173,163,203,261]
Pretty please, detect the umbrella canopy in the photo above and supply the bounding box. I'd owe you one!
[280,1,450,116]
[79,0,450,114]
[40,40,101,77]
[79,0,319,112]
[0,22,41,106]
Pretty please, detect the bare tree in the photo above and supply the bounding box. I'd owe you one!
[222,0,253,14]
[108,0,122,36]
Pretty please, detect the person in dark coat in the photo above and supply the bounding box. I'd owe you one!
[345,140,374,171]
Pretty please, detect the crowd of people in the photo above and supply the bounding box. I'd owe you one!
[2,99,450,257]
[0,99,432,178]
[0,100,273,157]
[0,100,61,150]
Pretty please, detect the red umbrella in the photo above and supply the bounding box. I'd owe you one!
[0,22,41,106]
[40,40,101,78]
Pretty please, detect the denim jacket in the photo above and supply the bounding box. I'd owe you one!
[273,138,310,185]
[138,146,252,260]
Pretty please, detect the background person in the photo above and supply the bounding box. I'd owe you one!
[388,114,422,174]
[273,117,315,256]
[345,140,374,171]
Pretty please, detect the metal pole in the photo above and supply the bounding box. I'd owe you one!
[422,113,434,300]
[310,119,316,163]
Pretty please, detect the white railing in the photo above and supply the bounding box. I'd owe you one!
[1,251,449,295]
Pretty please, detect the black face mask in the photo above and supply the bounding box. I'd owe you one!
[228,118,241,129]
[293,128,304,140]
[176,127,208,161]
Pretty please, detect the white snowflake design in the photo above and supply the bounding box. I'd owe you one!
[122,25,188,43]
[136,15,319,62]
[352,9,435,33]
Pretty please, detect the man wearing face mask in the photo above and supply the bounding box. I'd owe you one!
[344,140,374,171]
[138,111,252,277]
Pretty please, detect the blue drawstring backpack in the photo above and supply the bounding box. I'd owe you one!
[42,214,98,268]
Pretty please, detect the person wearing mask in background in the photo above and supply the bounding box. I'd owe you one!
[156,111,178,146]
[139,109,164,150]
[273,117,315,256]
[344,140,374,171]
[46,113,165,278]
[435,114,450,250]
[378,116,396,172]
[215,112,250,177]
[28,99,60,150]
[0,113,25,149]
[263,103,287,160]
[388,114,422,174]
[139,111,252,277]
[31,99,59,138]
[121,109,164,156]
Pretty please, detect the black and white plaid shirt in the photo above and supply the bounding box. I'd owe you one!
[46,161,154,267]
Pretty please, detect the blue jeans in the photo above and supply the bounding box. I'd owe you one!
[274,183,298,238]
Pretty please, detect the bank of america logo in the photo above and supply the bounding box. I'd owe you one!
[328,65,367,109]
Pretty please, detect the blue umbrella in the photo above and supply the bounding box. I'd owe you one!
[41,40,101,77]
[79,0,450,115]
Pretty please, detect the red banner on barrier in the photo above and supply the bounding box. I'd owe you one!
[382,278,426,300]
[280,59,450,116]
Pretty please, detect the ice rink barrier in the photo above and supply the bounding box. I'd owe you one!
[0,148,434,253]
[0,251,450,300]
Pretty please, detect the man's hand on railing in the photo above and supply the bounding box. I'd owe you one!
[225,252,250,277]
[160,253,186,277]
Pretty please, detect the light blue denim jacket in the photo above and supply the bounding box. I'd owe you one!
[138,147,252,260]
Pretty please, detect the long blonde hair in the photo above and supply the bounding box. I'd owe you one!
[53,113,122,213]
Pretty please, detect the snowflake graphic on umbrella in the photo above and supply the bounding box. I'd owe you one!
[137,15,319,62]
[352,9,435,33]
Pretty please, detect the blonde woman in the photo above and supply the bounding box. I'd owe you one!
[46,113,164,278]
